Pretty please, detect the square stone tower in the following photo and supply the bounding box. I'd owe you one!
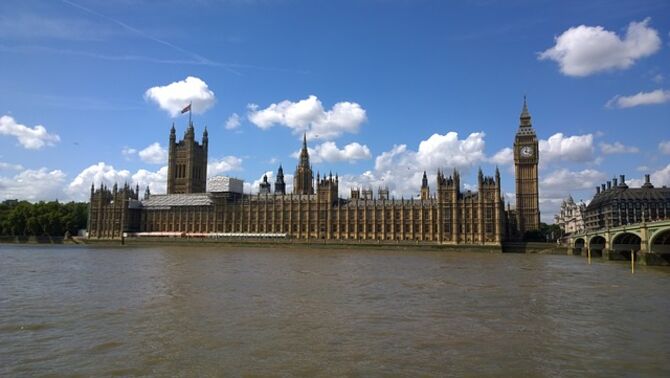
[167,122,208,194]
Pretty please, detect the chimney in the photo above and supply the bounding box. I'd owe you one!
[601,184,606,192]
[613,178,618,186]
[645,174,650,184]
[596,186,600,194]
[619,175,625,185]
[607,181,611,190]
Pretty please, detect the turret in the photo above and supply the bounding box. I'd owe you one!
[420,171,430,200]
[259,173,271,194]
[274,164,286,194]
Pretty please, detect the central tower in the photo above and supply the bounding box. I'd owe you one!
[167,122,208,194]
[293,133,314,194]
[513,97,540,234]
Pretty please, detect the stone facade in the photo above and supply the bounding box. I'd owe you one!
[584,174,670,230]
[513,97,540,234]
[555,196,585,235]
[87,100,553,244]
[167,122,208,194]
[88,122,508,244]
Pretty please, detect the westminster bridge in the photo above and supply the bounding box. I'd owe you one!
[566,219,670,266]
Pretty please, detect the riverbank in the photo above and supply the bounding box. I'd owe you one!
[1,235,568,254]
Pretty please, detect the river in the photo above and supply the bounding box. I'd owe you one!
[1,244,669,376]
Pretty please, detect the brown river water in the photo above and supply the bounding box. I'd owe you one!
[1,244,669,377]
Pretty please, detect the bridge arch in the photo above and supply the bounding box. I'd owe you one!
[649,227,670,264]
[573,237,585,255]
[588,235,606,257]
[611,232,641,260]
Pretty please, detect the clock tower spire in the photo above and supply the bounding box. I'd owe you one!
[514,96,540,235]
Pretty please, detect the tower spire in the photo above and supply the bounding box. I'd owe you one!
[520,95,532,127]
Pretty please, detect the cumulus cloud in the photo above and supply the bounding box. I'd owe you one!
[649,164,670,187]
[247,95,367,140]
[539,18,661,77]
[293,141,371,163]
[540,133,594,165]
[659,140,670,155]
[138,142,168,164]
[606,89,670,108]
[144,76,215,117]
[0,115,60,149]
[225,113,241,130]
[243,171,294,194]
[539,168,607,222]
[0,168,66,201]
[489,133,595,168]
[66,162,168,201]
[208,156,243,177]
[334,132,488,199]
[599,141,639,154]
[489,147,513,166]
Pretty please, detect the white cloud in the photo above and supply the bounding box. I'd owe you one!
[599,141,639,154]
[539,18,661,77]
[652,74,664,84]
[247,95,367,140]
[0,168,66,201]
[293,141,371,163]
[541,168,607,193]
[334,132,488,199]
[66,162,168,201]
[132,166,168,195]
[0,162,24,171]
[539,133,594,165]
[144,76,215,117]
[489,147,513,165]
[490,133,595,167]
[121,146,137,160]
[208,156,243,177]
[649,164,670,187]
[243,170,295,195]
[225,113,241,130]
[0,115,60,149]
[138,142,168,164]
[606,89,670,108]
[659,140,670,155]
[539,168,607,223]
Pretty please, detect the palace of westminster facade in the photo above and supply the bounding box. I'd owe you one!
[88,100,542,244]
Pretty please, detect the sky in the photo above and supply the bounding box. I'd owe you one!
[1,0,669,223]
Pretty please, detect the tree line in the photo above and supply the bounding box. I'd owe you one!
[0,200,88,237]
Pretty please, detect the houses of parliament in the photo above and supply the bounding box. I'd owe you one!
[88,99,541,244]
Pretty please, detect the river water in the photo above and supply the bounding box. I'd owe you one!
[1,245,669,377]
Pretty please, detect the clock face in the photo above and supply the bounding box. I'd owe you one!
[520,146,534,158]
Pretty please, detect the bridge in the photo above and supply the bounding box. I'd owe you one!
[566,219,670,266]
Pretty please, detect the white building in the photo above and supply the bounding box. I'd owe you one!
[207,176,244,194]
[555,195,586,236]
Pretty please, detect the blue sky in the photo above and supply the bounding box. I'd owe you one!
[1,0,669,222]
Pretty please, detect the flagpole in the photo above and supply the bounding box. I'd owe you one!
[189,101,192,125]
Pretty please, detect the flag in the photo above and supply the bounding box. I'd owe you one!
[181,104,192,114]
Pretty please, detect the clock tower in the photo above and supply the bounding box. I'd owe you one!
[514,96,540,234]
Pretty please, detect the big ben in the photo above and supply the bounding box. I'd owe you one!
[514,96,540,234]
